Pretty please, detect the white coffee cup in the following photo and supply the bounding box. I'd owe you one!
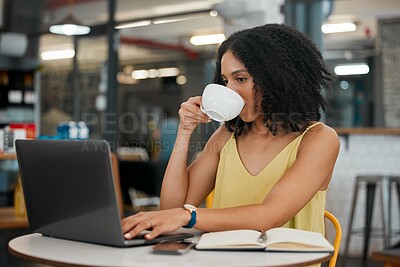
[200,84,244,122]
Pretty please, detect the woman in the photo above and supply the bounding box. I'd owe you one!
[122,23,340,240]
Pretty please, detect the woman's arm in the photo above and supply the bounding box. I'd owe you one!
[122,124,339,239]
[160,96,230,209]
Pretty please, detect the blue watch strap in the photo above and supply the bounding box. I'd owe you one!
[183,210,197,228]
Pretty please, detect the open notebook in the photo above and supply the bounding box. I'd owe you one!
[195,228,334,252]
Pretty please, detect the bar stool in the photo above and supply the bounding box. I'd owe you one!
[341,175,400,267]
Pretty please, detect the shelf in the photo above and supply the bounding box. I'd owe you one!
[0,207,28,229]
[0,153,16,160]
[0,153,25,229]
[335,128,400,135]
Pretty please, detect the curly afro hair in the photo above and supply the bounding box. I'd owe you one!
[213,23,335,136]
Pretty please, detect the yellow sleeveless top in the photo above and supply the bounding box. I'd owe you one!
[212,122,326,235]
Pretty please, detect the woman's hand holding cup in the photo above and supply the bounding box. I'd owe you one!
[178,96,211,133]
[178,84,244,133]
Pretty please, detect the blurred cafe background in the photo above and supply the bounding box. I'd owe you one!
[1,0,400,266]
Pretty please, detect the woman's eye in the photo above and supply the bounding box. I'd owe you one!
[237,78,247,83]
[222,79,228,85]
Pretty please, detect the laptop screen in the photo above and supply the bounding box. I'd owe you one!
[16,139,126,246]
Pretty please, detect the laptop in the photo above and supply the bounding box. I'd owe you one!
[15,139,193,247]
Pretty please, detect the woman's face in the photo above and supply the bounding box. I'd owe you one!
[220,50,261,122]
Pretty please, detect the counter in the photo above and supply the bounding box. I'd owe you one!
[335,128,400,135]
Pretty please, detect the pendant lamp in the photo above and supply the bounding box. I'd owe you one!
[49,0,91,36]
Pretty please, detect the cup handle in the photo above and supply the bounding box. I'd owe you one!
[199,106,207,114]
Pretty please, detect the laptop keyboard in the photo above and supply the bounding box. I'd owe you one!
[123,231,194,246]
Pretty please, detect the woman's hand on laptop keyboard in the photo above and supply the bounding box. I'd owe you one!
[121,208,191,240]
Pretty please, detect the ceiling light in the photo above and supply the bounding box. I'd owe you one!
[153,13,206,24]
[49,0,91,36]
[190,33,225,46]
[176,75,187,85]
[117,72,138,85]
[321,22,356,34]
[152,18,184,24]
[130,67,181,80]
[148,69,159,78]
[115,11,214,30]
[41,49,75,60]
[209,10,218,17]
[131,70,149,80]
[115,20,151,30]
[340,81,350,90]
[158,67,180,77]
[334,64,370,76]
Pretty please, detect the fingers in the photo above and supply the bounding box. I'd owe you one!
[122,212,163,240]
[179,96,211,131]
[121,209,184,240]
[182,97,210,121]
[180,103,210,122]
[145,225,163,240]
[122,213,149,239]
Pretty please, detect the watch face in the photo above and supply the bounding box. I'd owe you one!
[184,204,197,211]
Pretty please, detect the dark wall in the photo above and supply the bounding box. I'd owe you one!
[0,0,46,69]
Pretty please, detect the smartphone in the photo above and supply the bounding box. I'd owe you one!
[150,240,195,255]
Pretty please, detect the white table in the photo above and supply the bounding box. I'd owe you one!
[9,234,332,267]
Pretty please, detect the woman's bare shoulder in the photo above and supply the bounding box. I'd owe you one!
[300,122,340,152]
[311,122,338,139]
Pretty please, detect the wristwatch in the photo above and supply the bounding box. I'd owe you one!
[183,204,197,228]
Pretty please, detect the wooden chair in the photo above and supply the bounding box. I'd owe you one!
[205,190,214,209]
[111,152,124,219]
[324,210,342,267]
